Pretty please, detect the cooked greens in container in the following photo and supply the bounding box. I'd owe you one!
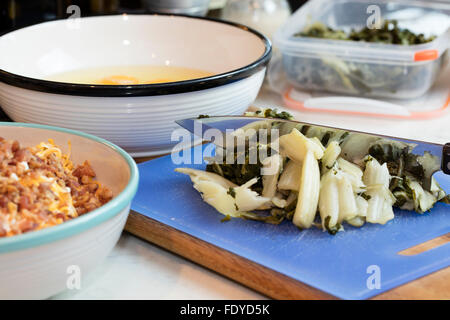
[273,0,450,99]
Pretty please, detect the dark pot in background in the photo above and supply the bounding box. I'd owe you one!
[0,0,307,35]
[143,0,211,16]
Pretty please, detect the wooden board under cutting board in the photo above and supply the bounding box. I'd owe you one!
[125,145,450,300]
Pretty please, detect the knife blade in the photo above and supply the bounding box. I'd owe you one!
[176,116,450,182]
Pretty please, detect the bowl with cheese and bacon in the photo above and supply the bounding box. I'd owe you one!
[0,122,139,299]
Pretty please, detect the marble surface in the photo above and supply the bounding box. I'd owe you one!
[53,232,264,300]
[53,86,450,300]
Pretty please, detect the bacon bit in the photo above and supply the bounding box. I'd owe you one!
[87,183,98,193]
[38,182,51,193]
[73,161,96,179]
[14,148,32,162]
[81,175,91,185]
[98,188,113,203]
[54,213,66,221]
[18,195,32,211]
[12,141,20,153]
[17,219,37,233]
[83,202,98,212]
[0,196,8,208]
[76,207,88,215]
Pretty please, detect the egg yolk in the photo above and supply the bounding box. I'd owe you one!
[99,75,140,85]
[149,79,172,84]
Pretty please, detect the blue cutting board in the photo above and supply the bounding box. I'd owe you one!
[130,145,450,300]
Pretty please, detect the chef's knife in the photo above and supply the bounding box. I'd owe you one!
[176,116,450,187]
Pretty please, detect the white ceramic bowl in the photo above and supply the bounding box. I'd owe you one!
[0,123,139,299]
[0,14,271,157]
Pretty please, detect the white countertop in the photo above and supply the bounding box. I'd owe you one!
[53,86,450,300]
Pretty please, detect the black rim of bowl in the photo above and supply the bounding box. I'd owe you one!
[0,13,272,97]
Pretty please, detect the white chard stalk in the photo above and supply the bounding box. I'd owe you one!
[175,168,270,217]
[319,140,367,232]
[277,160,302,191]
[294,151,322,229]
[279,129,323,229]
[347,193,368,227]
[279,128,324,162]
[319,166,364,232]
[337,174,358,222]
[321,141,341,173]
[337,158,365,193]
[363,157,395,224]
[319,170,340,229]
[234,178,272,211]
[260,154,283,209]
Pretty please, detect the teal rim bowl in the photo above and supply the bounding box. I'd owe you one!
[0,122,139,253]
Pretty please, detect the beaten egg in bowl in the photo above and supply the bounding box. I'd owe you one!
[46,65,214,85]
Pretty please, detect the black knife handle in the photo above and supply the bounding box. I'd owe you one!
[443,143,450,175]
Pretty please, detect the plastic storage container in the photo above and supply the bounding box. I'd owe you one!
[273,0,450,99]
